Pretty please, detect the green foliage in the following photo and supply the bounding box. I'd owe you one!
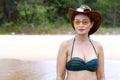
[0,0,120,34]
[17,0,47,23]
[0,0,19,23]
[43,0,82,22]
[1,22,14,27]
[95,0,120,26]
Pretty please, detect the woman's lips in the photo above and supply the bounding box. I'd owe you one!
[78,29,85,32]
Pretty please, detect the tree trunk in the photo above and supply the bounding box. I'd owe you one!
[2,0,9,22]
[113,8,117,27]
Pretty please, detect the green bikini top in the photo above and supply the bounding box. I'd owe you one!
[66,38,98,72]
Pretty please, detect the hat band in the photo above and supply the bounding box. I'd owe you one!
[76,7,91,12]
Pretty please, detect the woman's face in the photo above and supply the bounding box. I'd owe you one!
[73,14,93,35]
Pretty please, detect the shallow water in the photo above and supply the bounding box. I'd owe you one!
[0,59,120,80]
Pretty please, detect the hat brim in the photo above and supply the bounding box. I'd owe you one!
[69,8,102,35]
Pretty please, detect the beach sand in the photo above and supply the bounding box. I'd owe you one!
[0,35,120,60]
[0,35,120,80]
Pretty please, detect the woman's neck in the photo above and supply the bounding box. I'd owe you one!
[75,34,90,43]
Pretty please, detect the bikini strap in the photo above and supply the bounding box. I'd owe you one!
[89,39,97,55]
[71,38,97,58]
[70,38,75,59]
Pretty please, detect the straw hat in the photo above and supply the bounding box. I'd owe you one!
[68,5,102,35]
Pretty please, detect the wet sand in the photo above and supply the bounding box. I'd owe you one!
[0,59,120,80]
[0,35,120,80]
[0,59,56,80]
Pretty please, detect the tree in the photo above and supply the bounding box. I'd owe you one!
[43,0,82,23]
[0,0,19,24]
[96,0,120,27]
[17,0,46,24]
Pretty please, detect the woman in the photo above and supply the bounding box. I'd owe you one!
[56,5,105,80]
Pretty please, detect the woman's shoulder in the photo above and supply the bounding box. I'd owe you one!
[91,39,103,53]
[60,38,73,47]
[58,38,73,55]
[92,40,103,48]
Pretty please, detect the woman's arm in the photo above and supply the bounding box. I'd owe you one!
[96,42,105,80]
[56,41,68,80]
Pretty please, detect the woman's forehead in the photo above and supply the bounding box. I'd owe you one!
[74,14,90,20]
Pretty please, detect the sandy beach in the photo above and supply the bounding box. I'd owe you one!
[0,35,120,80]
[0,35,120,60]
